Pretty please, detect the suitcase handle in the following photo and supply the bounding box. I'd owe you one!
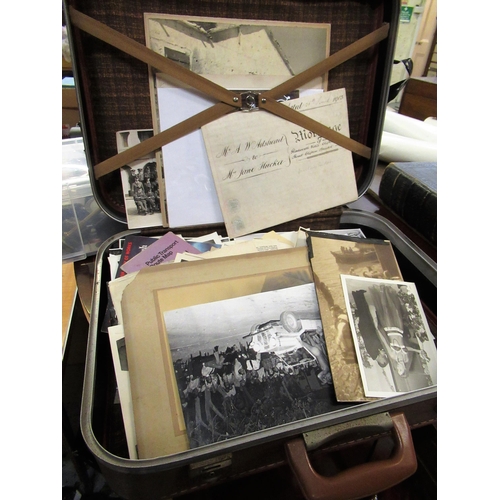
[285,412,417,500]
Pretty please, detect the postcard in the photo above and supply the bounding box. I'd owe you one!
[155,78,324,229]
[201,89,358,238]
[341,275,437,398]
[120,231,201,274]
[164,282,338,449]
[307,233,403,402]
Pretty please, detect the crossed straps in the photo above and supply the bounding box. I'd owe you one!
[69,7,389,179]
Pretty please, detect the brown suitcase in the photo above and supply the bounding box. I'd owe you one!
[64,0,437,498]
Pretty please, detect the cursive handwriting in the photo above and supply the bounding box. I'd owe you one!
[222,158,285,181]
[216,135,286,159]
[287,92,344,112]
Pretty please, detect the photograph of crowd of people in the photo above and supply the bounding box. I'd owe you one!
[163,283,345,449]
[341,275,437,398]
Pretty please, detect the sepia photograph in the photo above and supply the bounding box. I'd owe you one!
[341,275,437,398]
[307,234,403,403]
[163,283,340,449]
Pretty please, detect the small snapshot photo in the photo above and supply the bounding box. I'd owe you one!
[116,129,163,229]
[120,159,163,229]
[163,283,336,449]
[341,275,437,398]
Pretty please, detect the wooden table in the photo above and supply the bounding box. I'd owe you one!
[62,262,77,356]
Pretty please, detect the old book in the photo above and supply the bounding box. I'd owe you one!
[378,162,437,246]
[307,232,403,402]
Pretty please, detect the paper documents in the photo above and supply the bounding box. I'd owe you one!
[157,83,224,228]
[307,233,403,402]
[201,89,358,238]
[341,275,437,398]
[120,231,201,274]
[119,246,318,458]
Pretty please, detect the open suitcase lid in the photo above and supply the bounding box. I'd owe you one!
[64,5,438,497]
[64,0,400,234]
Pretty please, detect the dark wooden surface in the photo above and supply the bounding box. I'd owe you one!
[398,77,437,121]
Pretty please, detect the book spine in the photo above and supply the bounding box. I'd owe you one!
[379,165,436,246]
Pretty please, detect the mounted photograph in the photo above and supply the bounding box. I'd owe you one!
[143,14,331,229]
[341,275,437,398]
[144,14,330,83]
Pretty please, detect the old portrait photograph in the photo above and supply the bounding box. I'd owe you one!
[341,275,437,398]
[163,283,339,449]
[116,130,163,229]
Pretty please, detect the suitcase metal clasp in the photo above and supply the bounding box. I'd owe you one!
[239,91,261,111]
[189,453,233,482]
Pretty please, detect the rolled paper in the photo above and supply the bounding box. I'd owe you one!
[383,108,437,143]
[379,131,437,163]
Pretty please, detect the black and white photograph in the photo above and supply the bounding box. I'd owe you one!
[120,159,163,228]
[341,275,437,398]
[145,14,330,83]
[163,283,340,449]
[116,130,164,229]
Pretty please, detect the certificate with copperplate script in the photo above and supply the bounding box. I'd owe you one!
[201,89,358,238]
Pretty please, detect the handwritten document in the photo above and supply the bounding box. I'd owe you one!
[201,89,358,238]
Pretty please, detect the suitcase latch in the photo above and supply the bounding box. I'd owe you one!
[189,453,233,482]
[239,91,261,111]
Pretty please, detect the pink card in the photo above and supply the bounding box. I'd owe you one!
[120,231,201,274]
